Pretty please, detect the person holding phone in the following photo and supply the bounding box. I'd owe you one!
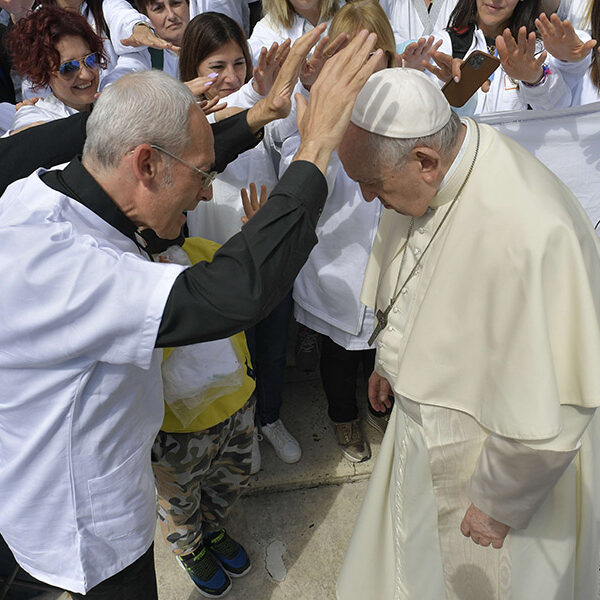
[427,0,572,113]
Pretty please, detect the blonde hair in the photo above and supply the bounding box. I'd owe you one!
[328,0,397,67]
[262,0,339,30]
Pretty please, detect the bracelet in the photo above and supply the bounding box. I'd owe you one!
[521,64,552,88]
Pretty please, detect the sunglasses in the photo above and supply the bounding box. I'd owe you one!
[56,52,101,79]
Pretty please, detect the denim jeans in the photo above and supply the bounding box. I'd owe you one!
[245,291,293,426]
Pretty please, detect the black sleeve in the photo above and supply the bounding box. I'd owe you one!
[0,111,88,194]
[156,160,326,347]
[211,109,262,173]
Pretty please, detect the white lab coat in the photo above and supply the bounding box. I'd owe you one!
[0,169,185,593]
[4,92,76,135]
[379,0,457,44]
[190,0,250,35]
[432,26,572,114]
[248,13,331,62]
[280,133,382,350]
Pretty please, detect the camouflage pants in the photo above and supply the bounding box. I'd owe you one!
[151,397,255,556]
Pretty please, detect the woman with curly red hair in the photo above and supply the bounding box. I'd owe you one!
[6,5,106,134]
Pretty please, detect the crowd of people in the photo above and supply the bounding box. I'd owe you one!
[0,0,599,598]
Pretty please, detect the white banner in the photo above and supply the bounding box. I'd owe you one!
[477,102,600,234]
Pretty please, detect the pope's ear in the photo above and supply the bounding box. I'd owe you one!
[414,147,441,183]
[129,144,160,187]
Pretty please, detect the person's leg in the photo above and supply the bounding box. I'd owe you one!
[250,291,293,426]
[151,428,232,597]
[320,335,361,423]
[320,337,370,462]
[69,543,157,600]
[247,292,300,464]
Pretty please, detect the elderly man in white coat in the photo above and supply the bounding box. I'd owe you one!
[336,68,600,600]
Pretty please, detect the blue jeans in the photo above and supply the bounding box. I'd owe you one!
[245,292,293,426]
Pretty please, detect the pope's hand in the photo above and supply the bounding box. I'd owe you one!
[460,504,510,548]
[368,371,393,413]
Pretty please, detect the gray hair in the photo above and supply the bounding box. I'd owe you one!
[366,110,462,170]
[83,70,196,170]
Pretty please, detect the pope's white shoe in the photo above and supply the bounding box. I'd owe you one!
[260,419,301,464]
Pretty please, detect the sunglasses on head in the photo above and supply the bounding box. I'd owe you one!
[56,52,101,79]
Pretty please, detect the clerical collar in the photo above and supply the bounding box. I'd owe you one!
[41,157,184,256]
[430,117,475,208]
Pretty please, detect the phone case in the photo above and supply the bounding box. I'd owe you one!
[441,50,501,108]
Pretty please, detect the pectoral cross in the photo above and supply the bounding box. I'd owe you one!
[368,306,392,346]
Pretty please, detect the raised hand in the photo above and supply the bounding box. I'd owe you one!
[241,183,268,224]
[300,31,350,89]
[184,73,219,99]
[294,30,382,173]
[252,40,292,96]
[460,504,510,549]
[121,23,180,54]
[245,22,329,132]
[496,27,546,84]
[536,12,597,62]
[400,36,442,70]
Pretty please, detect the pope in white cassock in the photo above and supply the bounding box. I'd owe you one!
[334,69,600,600]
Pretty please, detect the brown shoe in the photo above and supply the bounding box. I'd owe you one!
[366,411,390,435]
[334,420,371,463]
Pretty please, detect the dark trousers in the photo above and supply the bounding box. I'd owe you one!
[320,336,379,423]
[69,543,157,600]
[245,291,293,426]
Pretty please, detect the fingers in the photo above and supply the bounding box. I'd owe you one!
[451,57,463,82]
[312,34,330,61]
[257,45,268,71]
[241,185,252,219]
[259,184,268,207]
[481,79,491,93]
[275,38,292,63]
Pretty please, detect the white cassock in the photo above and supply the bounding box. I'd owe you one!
[337,119,600,600]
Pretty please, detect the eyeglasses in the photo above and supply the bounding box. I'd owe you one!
[56,52,101,80]
[150,144,217,189]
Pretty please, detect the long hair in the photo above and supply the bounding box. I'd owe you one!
[7,5,107,89]
[261,0,339,30]
[35,0,109,38]
[179,12,253,83]
[591,0,599,89]
[447,0,541,38]
[328,0,397,67]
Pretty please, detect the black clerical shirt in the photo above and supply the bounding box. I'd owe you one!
[41,155,327,347]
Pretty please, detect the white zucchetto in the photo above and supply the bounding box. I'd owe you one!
[351,68,452,138]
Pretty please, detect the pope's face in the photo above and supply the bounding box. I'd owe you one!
[149,105,215,239]
[338,124,434,217]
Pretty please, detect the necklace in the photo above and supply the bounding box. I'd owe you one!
[368,122,481,346]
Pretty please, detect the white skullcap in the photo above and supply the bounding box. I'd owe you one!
[351,68,451,138]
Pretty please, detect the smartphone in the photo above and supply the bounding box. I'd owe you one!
[441,50,501,108]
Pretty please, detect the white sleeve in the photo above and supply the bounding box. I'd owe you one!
[467,404,596,529]
[546,30,593,98]
[99,49,152,89]
[101,0,152,56]
[221,79,263,109]
[0,102,16,136]
[206,0,249,34]
[2,216,186,369]
[8,103,59,135]
[248,18,284,63]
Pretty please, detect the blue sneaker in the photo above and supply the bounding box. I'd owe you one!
[205,529,251,577]
[177,544,232,598]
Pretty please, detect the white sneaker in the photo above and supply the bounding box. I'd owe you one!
[260,419,301,464]
[250,429,261,475]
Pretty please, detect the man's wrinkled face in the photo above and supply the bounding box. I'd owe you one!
[338,124,432,217]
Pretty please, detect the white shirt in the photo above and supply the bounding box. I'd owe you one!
[6,92,76,135]
[0,169,185,593]
[190,0,250,35]
[379,0,458,44]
